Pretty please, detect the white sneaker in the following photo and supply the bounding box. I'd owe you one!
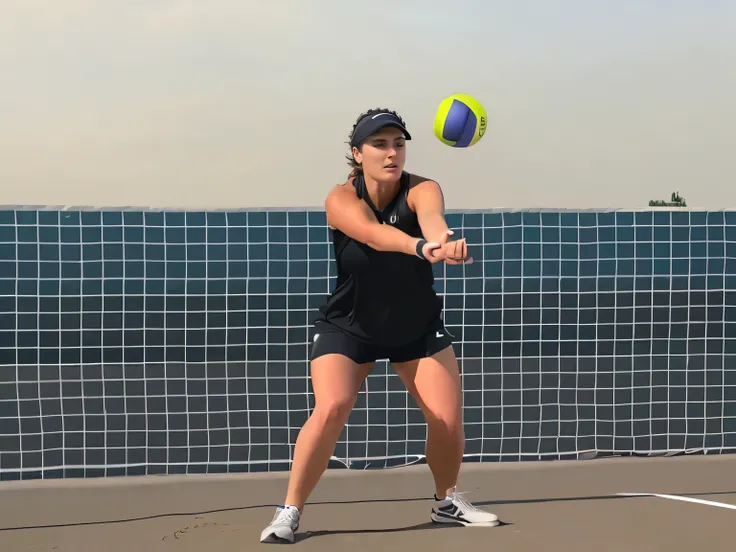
[260,505,300,543]
[430,491,499,527]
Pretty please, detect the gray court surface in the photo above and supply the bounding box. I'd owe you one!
[1,455,733,551]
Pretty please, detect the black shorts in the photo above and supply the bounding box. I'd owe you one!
[309,318,454,365]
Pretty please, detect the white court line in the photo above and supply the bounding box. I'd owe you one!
[618,492,736,511]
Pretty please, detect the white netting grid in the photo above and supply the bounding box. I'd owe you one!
[0,208,734,479]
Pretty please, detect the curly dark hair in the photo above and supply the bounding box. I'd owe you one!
[345,108,407,176]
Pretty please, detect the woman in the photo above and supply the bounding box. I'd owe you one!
[260,108,499,543]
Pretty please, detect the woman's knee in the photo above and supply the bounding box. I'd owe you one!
[308,353,372,432]
[312,395,356,429]
[423,405,464,437]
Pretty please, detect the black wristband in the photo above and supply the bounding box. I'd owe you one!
[415,239,428,260]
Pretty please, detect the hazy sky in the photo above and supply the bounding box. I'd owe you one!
[2,1,735,209]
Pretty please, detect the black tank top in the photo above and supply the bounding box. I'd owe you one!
[316,172,443,347]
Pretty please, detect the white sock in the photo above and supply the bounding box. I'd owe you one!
[437,486,457,500]
[435,494,454,505]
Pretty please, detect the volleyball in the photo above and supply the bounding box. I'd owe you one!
[433,94,487,148]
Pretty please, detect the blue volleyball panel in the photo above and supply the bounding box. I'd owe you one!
[454,111,478,148]
[443,100,470,141]
[442,100,477,147]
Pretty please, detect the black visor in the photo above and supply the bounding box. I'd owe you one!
[350,112,411,147]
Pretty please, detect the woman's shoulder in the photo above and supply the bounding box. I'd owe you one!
[327,175,358,201]
[405,172,440,189]
[405,172,443,200]
[404,172,445,212]
[324,175,362,219]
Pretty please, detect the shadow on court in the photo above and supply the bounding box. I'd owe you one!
[294,521,459,543]
[1,489,734,532]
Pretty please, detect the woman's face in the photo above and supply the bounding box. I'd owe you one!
[352,126,406,183]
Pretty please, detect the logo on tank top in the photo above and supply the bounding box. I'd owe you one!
[389,214,398,224]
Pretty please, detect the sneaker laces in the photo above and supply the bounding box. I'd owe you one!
[272,506,299,525]
[450,491,481,512]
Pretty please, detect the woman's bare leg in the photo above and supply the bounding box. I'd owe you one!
[393,345,498,527]
[282,354,373,510]
[393,345,464,497]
